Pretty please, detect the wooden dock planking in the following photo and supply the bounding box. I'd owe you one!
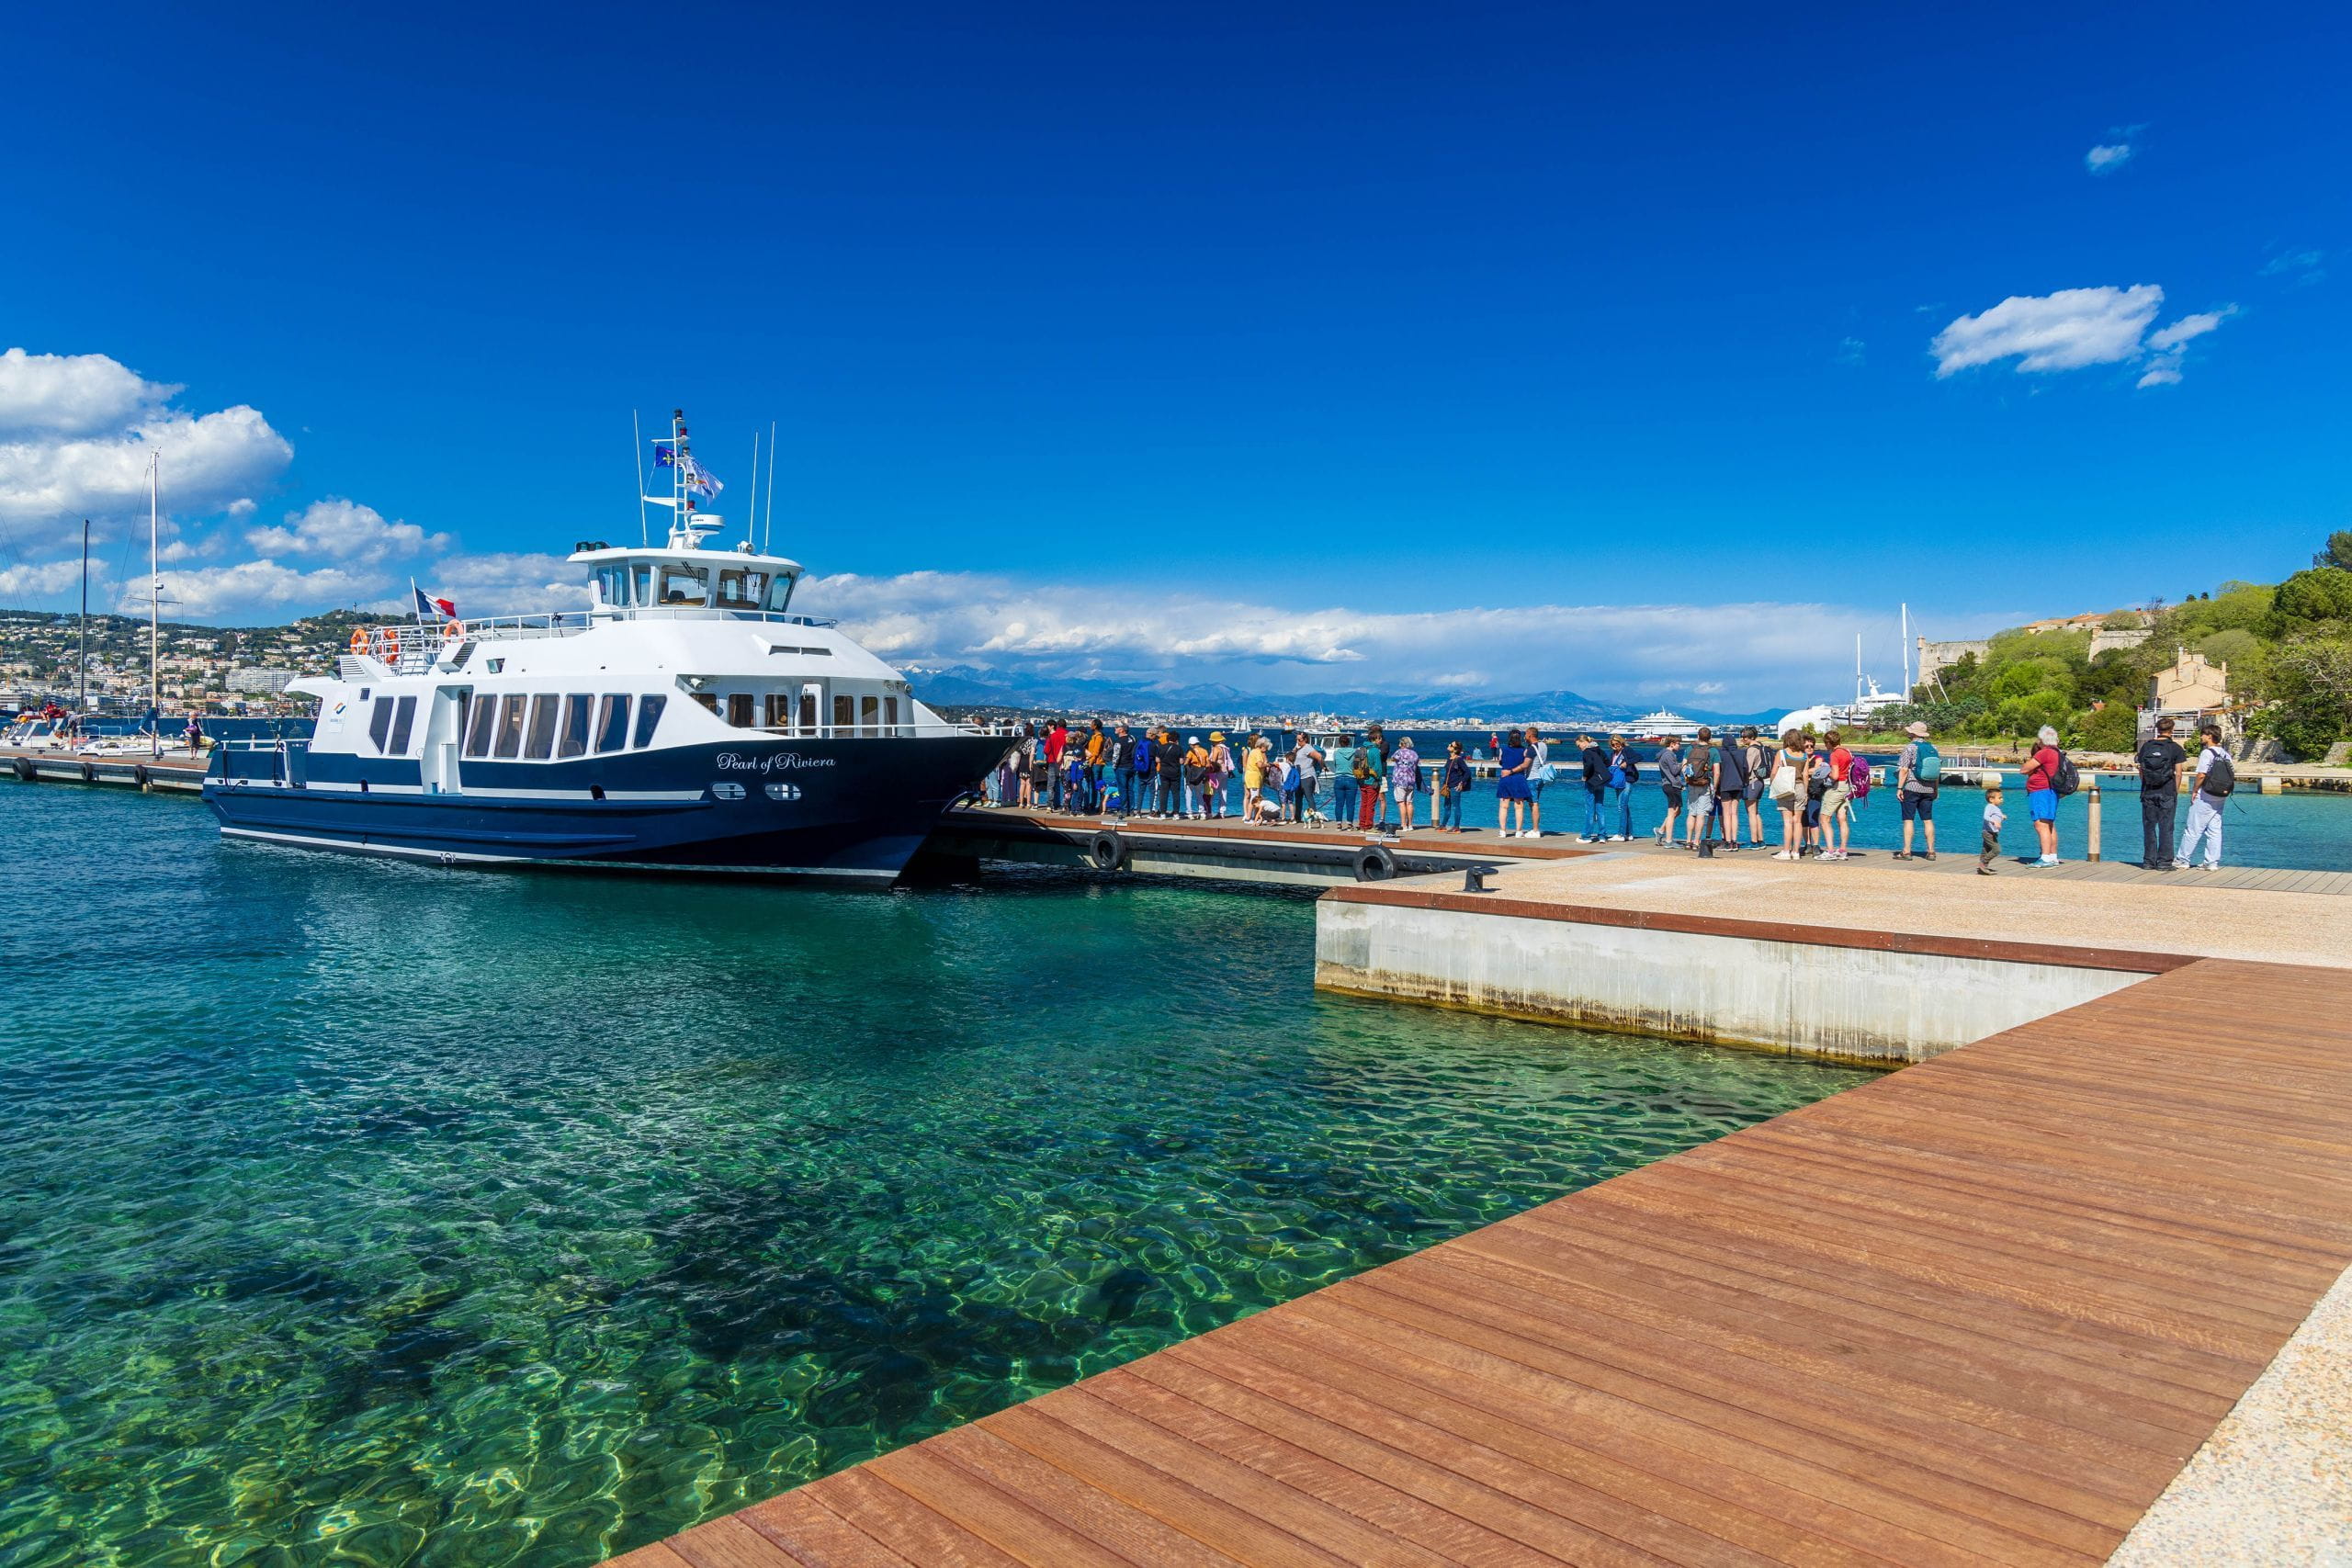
[611,956,2352,1568]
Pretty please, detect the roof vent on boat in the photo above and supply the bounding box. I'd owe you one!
[572,539,609,553]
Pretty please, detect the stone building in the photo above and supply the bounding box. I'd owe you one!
[2139,648,2239,742]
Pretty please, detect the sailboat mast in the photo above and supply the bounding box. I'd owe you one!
[1899,603,1911,697]
[148,454,161,749]
[78,519,89,712]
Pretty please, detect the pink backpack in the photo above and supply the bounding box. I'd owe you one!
[1848,756,1873,801]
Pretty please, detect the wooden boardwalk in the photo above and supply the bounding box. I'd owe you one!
[609,957,2352,1567]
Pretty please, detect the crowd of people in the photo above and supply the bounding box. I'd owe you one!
[981,713,2244,871]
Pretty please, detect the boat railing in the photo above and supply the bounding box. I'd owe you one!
[209,735,313,786]
[353,609,847,671]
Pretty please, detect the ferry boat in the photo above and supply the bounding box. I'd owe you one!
[202,412,1012,882]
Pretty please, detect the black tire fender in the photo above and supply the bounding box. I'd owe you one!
[11,756,33,782]
[80,760,96,784]
[1088,829,1126,872]
[1353,844,1397,882]
[132,763,151,789]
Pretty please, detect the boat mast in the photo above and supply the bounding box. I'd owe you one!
[147,454,161,752]
[1900,603,1911,697]
[77,518,89,712]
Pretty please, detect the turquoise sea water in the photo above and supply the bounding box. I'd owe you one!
[0,784,1867,1567]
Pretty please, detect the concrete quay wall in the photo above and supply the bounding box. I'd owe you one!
[1314,888,2164,1065]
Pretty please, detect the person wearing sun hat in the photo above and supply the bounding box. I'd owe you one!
[1205,731,1233,817]
[1895,719,1939,860]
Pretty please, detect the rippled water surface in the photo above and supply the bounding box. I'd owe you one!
[0,785,1867,1566]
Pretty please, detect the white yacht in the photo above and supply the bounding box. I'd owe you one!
[203,412,1010,881]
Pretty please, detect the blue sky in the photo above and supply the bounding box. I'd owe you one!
[0,0,2343,706]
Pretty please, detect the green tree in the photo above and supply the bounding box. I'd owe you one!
[2315,531,2352,571]
[2271,568,2352,631]
[2260,629,2352,760]
[2074,705,2138,753]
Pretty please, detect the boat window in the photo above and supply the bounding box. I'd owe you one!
[594,694,631,753]
[558,694,592,758]
[633,694,666,748]
[523,695,559,760]
[692,693,718,715]
[765,574,797,613]
[368,698,396,752]
[860,694,880,738]
[465,694,499,757]
[726,692,755,728]
[388,695,418,754]
[882,695,900,735]
[657,564,708,606]
[631,563,652,605]
[832,694,853,734]
[798,686,819,733]
[716,569,767,611]
[494,694,527,758]
[763,693,792,728]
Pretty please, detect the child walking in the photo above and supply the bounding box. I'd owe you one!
[1978,785,2005,875]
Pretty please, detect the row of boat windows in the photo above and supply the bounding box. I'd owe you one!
[592,561,796,612]
[449,693,669,761]
[695,691,903,733]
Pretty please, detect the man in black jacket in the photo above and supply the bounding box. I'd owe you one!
[2134,716,2187,868]
[1577,734,1609,841]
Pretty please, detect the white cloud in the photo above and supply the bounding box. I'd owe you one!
[0,558,95,601]
[2085,142,2132,174]
[2145,309,2232,351]
[1835,336,1865,367]
[0,348,175,437]
[245,497,447,565]
[1931,285,2163,377]
[423,551,588,615]
[0,347,293,527]
[797,570,1935,709]
[133,559,381,619]
[2260,248,2324,278]
[1932,287,2236,387]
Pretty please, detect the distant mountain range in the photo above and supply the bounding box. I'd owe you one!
[901,663,1783,727]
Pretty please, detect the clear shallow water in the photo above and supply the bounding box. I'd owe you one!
[0,785,1866,1567]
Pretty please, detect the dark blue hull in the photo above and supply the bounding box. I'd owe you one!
[202,734,1010,883]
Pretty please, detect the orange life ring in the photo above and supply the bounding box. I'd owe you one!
[349,627,369,654]
[441,617,464,642]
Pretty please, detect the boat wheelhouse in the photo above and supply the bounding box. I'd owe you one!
[202,410,1011,881]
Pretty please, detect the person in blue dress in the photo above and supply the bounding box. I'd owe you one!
[1495,728,1532,837]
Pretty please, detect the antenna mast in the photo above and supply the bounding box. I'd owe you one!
[632,409,649,547]
[746,429,760,549]
[763,419,776,554]
[1900,603,1912,698]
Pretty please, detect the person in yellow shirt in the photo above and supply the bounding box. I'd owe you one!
[1241,735,1268,820]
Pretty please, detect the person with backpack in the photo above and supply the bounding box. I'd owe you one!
[1525,728,1553,838]
[1110,724,1137,819]
[1605,735,1638,840]
[1820,728,1855,861]
[1358,729,1386,832]
[2177,723,2233,869]
[1494,728,1532,837]
[1768,730,1808,860]
[2025,723,2065,867]
[1577,733,1610,841]
[1739,727,1770,848]
[1894,720,1939,860]
[1710,726,1750,848]
[1683,727,1717,849]
[1654,735,1686,846]
[1329,733,1360,829]
[2135,716,2187,868]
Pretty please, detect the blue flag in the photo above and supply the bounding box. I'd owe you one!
[654,446,676,468]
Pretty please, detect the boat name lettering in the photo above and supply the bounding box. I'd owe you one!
[716,751,837,773]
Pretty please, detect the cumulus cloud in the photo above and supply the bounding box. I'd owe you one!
[0,558,95,601]
[1932,286,2236,386]
[0,347,292,526]
[424,551,589,615]
[133,559,380,619]
[245,497,448,565]
[2084,142,2132,174]
[796,570,1919,709]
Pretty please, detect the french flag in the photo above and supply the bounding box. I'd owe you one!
[413,585,457,621]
